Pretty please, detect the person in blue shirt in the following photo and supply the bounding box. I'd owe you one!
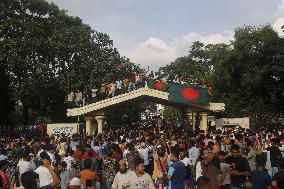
[58,161,71,189]
[251,161,271,189]
[167,148,186,189]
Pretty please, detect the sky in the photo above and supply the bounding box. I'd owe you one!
[46,0,284,71]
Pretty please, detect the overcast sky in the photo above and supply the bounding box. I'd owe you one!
[46,0,284,70]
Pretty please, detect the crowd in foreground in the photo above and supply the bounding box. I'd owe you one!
[0,122,284,189]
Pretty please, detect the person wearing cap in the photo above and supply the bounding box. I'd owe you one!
[112,159,133,189]
[67,177,81,189]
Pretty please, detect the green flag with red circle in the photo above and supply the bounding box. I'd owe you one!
[168,83,209,105]
[147,80,169,92]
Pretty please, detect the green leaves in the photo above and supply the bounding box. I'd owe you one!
[0,0,137,124]
[159,25,284,122]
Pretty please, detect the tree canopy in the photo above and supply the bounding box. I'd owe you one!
[0,0,138,124]
[159,25,284,126]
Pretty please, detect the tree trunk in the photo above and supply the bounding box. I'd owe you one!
[22,104,29,125]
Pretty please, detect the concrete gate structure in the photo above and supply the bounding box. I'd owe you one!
[67,87,225,135]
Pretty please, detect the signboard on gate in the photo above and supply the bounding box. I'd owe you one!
[47,123,78,136]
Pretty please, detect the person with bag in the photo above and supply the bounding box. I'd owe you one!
[153,143,169,188]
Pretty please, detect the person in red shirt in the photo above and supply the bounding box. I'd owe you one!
[111,146,123,162]
[73,146,83,165]
[83,145,98,160]
[0,160,8,189]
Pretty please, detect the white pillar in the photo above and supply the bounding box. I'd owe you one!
[84,116,93,135]
[186,112,197,130]
[95,115,105,134]
[200,112,208,132]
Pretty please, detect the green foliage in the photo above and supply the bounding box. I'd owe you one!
[159,25,284,122]
[163,106,182,121]
[0,64,14,125]
[0,0,137,124]
[159,41,212,82]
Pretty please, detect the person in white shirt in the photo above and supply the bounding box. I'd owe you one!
[179,151,190,167]
[112,159,133,189]
[62,152,75,171]
[17,152,36,176]
[138,143,150,173]
[35,165,53,187]
[46,146,56,165]
[188,141,200,166]
[35,152,53,187]
[128,158,155,189]
[36,148,44,159]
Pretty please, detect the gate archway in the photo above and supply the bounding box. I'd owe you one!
[67,86,225,135]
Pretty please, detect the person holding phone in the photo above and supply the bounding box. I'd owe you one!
[14,159,60,189]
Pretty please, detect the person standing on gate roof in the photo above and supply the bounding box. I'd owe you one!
[67,91,75,109]
[115,79,122,96]
[108,81,116,98]
[128,72,136,92]
[74,90,82,108]
[91,87,98,103]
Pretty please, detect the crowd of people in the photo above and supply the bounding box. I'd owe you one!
[66,71,212,108]
[0,120,283,189]
[67,71,149,108]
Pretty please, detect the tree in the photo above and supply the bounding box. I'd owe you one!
[0,0,138,124]
[0,64,14,125]
[158,41,212,83]
[159,25,284,126]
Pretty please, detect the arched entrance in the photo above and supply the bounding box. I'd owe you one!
[67,86,225,135]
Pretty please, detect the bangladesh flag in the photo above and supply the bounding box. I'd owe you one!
[168,83,209,105]
[147,79,169,92]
